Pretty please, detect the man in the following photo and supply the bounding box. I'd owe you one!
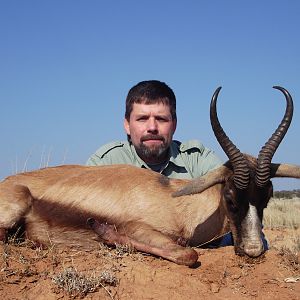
[86,80,222,178]
[86,80,268,249]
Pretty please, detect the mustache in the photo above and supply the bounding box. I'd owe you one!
[141,134,165,142]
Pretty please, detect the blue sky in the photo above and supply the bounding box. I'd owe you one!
[0,1,299,190]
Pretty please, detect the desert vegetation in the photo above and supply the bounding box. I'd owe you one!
[264,197,300,230]
[273,189,300,199]
[263,193,300,255]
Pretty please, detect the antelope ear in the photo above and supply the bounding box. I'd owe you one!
[172,163,233,197]
[271,163,300,178]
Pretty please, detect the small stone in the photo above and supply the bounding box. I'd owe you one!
[284,277,300,283]
[211,283,220,293]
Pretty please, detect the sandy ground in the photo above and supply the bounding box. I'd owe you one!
[0,228,299,300]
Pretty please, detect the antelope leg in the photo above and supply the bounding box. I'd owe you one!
[87,218,198,266]
[0,184,33,241]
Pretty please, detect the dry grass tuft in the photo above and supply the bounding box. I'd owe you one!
[52,266,118,298]
[114,243,135,257]
[277,246,299,272]
[95,242,140,261]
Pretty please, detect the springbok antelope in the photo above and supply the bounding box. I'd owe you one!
[0,86,299,266]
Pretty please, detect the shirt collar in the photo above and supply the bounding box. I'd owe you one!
[168,141,186,167]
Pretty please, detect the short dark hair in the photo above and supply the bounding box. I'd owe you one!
[125,80,177,121]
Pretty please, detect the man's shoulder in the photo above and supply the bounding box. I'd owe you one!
[86,141,134,166]
[171,139,222,177]
[173,139,206,154]
[94,141,129,158]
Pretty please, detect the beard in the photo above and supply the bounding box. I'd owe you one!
[135,134,169,163]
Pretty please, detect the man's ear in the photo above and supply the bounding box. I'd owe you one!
[124,118,130,135]
[172,119,177,134]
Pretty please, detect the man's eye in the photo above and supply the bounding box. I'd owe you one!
[156,117,169,122]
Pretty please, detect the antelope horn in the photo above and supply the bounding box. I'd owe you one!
[270,163,300,179]
[172,164,232,197]
[210,87,250,190]
[255,86,293,187]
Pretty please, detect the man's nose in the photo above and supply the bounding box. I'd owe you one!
[147,119,158,132]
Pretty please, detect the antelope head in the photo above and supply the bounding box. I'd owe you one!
[175,86,300,257]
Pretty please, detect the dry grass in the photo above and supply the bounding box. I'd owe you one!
[1,233,143,299]
[263,197,300,254]
[263,197,300,229]
[277,246,299,272]
[52,266,118,298]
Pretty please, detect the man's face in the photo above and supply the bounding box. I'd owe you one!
[124,102,177,164]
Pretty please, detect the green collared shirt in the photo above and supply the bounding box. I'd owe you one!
[86,140,222,179]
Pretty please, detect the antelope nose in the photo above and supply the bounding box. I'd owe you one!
[244,242,264,257]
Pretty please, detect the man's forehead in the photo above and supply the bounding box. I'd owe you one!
[131,102,172,115]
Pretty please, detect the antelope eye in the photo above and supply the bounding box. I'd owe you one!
[224,188,234,201]
[224,189,238,212]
